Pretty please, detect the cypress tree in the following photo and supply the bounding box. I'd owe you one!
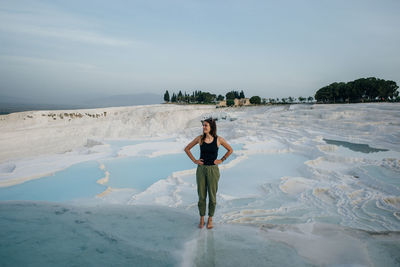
[163,90,170,102]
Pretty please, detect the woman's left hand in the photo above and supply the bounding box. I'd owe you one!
[214,159,222,165]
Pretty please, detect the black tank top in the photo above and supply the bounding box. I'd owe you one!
[200,136,219,165]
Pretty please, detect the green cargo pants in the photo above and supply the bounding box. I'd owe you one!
[196,165,220,217]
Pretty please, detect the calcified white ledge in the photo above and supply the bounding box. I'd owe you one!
[0,104,217,162]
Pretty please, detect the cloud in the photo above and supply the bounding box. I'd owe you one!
[0,23,132,46]
[0,55,98,71]
[0,6,134,47]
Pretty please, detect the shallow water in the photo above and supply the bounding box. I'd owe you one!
[103,154,196,190]
[1,202,398,267]
[323,138,389,153]
[0,161,106,202]
[0,203,196,267]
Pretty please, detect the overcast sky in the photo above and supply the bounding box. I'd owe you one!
[0,0,399,104]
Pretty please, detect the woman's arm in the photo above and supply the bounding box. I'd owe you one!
[184,136,203,165]
[214,136,233,165]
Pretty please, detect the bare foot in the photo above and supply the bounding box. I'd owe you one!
[207,217,213,229]
[199,217,205,229]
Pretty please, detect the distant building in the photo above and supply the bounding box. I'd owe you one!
[217,98,251,107]
[217,100,227,107]
[238,98,251,106]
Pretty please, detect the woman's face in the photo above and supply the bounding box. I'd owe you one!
[202,121,211,134]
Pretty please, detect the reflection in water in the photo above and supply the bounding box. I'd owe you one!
[323,138,388,153]
[194,230,216,267]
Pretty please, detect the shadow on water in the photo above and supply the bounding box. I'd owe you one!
[323,138,389,153]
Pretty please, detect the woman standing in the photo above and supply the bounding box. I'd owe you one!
[184,118,233,229]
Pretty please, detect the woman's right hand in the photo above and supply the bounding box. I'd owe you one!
[194,159,204,165]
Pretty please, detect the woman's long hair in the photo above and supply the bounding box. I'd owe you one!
[200,118,217,145]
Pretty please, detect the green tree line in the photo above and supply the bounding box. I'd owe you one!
[164,90,222,104]
[163,90,246,104]
[315,77,399,103]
